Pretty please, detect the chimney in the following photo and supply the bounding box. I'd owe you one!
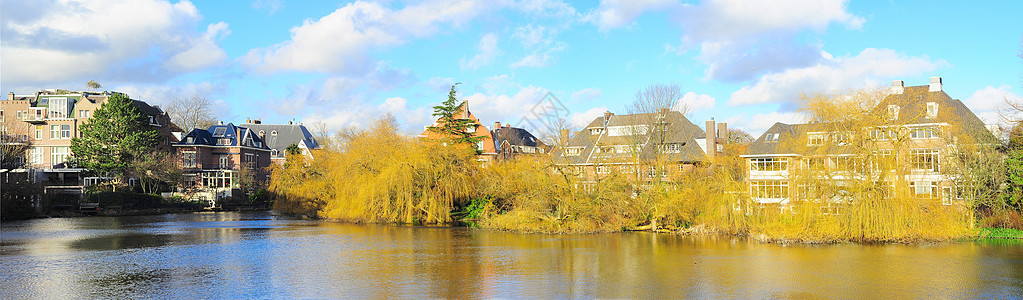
[929,77,942,92]
[247,117,251,124]
[603,111,614,126]
[288,120,293,125]
[254,119,261,124]
[717,122,727,143]
[705,120,716,159]
[8,92,14,100]
[494,122,501,131]
[218,121,224,125]
[463,100,469,119]
[560,129,569,146]
[891,80,904,94]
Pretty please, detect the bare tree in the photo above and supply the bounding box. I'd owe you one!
[624,83,686,232]
[0,122,32,169]
[166,96,218,133]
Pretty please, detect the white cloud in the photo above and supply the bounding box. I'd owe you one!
[966,85,1021,124]
[243,0,503,73]
[1,0,228,87]
[570,88,602,102]
[516,0,577,18]
[584,0,676,32]
[570,106,608,128]
[725,111,806,137]
[464,86,549,126]
[461,33,501,70]
[677,92,715,114]
[165,22,231,72]
[510,24,567,68]
[728,48,947,107]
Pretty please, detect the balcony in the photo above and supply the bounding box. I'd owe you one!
[23,115,46,123]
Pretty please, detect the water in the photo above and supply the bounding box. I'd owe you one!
[2,211,1022,299]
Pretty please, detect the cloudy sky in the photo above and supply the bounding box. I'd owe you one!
[2,0,1021,136]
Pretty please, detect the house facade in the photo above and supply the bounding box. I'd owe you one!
[240,120,320,165]
[417,101,498,160]
[741,77,996,208]
[173,123,272,204]
[551,108,726,183]
[0,90,179,205]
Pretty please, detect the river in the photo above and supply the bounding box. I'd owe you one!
[1,211,1022,298]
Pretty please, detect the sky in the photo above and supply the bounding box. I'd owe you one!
[2,0,1021,137]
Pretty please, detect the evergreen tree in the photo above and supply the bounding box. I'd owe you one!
[70,93,161,188]
[428,83,484,147]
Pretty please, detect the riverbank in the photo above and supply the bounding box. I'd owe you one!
[11,204,271,220]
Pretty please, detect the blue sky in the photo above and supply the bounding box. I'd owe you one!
[2,0,1021,136]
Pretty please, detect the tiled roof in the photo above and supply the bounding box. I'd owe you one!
[493,126,544,148]
[176,123,269,150]
[552,110,709,164]
[241,123,321,158]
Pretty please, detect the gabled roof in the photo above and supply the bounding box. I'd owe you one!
[175,123,269,150]
[552,110,709,164]
[493,126,544,148]
[241,123,321,158]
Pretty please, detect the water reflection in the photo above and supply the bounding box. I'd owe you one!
[1,211,1022,298]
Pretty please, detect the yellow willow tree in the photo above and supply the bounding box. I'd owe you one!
[756,87,983,242]
[271,116,481,223]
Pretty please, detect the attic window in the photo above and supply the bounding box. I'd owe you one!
[186,137,194,143]
[887,105,900,121]
[926,102,938,119]
[565,148,581,156]
[271,130,278,136]
[259,130,265,136]
[765,133,779,142]
[214,127,227,136]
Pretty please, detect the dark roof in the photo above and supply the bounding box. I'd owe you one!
[240,123,320,158]
[493,126,544,148]
[175,123,269,150]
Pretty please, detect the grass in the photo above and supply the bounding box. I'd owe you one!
[977,227,1023,239]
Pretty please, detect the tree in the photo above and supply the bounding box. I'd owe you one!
[166,95,217,133]
[86,80,102,91]
[428,83,484,147]
[0,122,31,169]
[624,83,686,231]
[70,93,161,191]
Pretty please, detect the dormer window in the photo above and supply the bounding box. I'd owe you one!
[214,127,227,136]
[590,128,604,135]
[565,148,581,156]
[271,130,278,136]
[186,137,194,143]
[887,105,900,121]
[926,102,938,119]
[765,133,780,142]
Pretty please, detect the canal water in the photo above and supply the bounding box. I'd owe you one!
[2,211,1022,298]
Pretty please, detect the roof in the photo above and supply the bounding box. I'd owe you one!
[743,84,997,157]
[493,126,544,148]
[175,123,270,150]
[552,110,709,164]
[241,123,321,158]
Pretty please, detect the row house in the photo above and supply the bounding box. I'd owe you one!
[741,77,996,210]
[0,90,178,203]
[241,119,321,165]
[551,108,726,183]
[174,123,272,205]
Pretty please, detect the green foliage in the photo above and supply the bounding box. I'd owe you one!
[1003,149,1023,208]
[70,93,161,182]
[428,83,484,146]
[286,144,301,155]
[86,80,102,90]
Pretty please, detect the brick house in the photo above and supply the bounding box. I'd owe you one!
[417,101,498,160]
[173,122,271,204]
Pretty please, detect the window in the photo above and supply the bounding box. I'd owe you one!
[869,128,896,140]
[219,155,230,169]
[60,124,71,139]
[79,110,90,118]
[590,128,604,135]
[244,153,256,169]
[271,149,279,157]
[596,146,614,154]
[271,130,278,136]
[17,111,23,119]
[751,158,788,172]
[0,110,3,122]
[751,180,789,199]
[50,125,60,139]
[910,127,938,139]
[148,116,159,126]
[565,148,581,156]
[911,149,939,172]
[659,143,681,153]
[595,165,609,174]
[186,136,195,143]
[926,102,939,119]
[50,146,69,164]
[764,133,780,142]
[201,171,234,188]
[213,127,227,136]
[35,126,42,139]
[807,133,825,146]
[182,151,197,168]
[887,105,900,121]
[910,181,938,198]
[217,138,232,146]
[29,147,44,165]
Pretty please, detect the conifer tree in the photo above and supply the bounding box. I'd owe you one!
[428,83,484,147]
[70,93,161,189]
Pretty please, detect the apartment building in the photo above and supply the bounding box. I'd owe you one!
[174,123,272,204]
[0,90,178,201]
[551,108,726,182]
[741,77,995,208]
